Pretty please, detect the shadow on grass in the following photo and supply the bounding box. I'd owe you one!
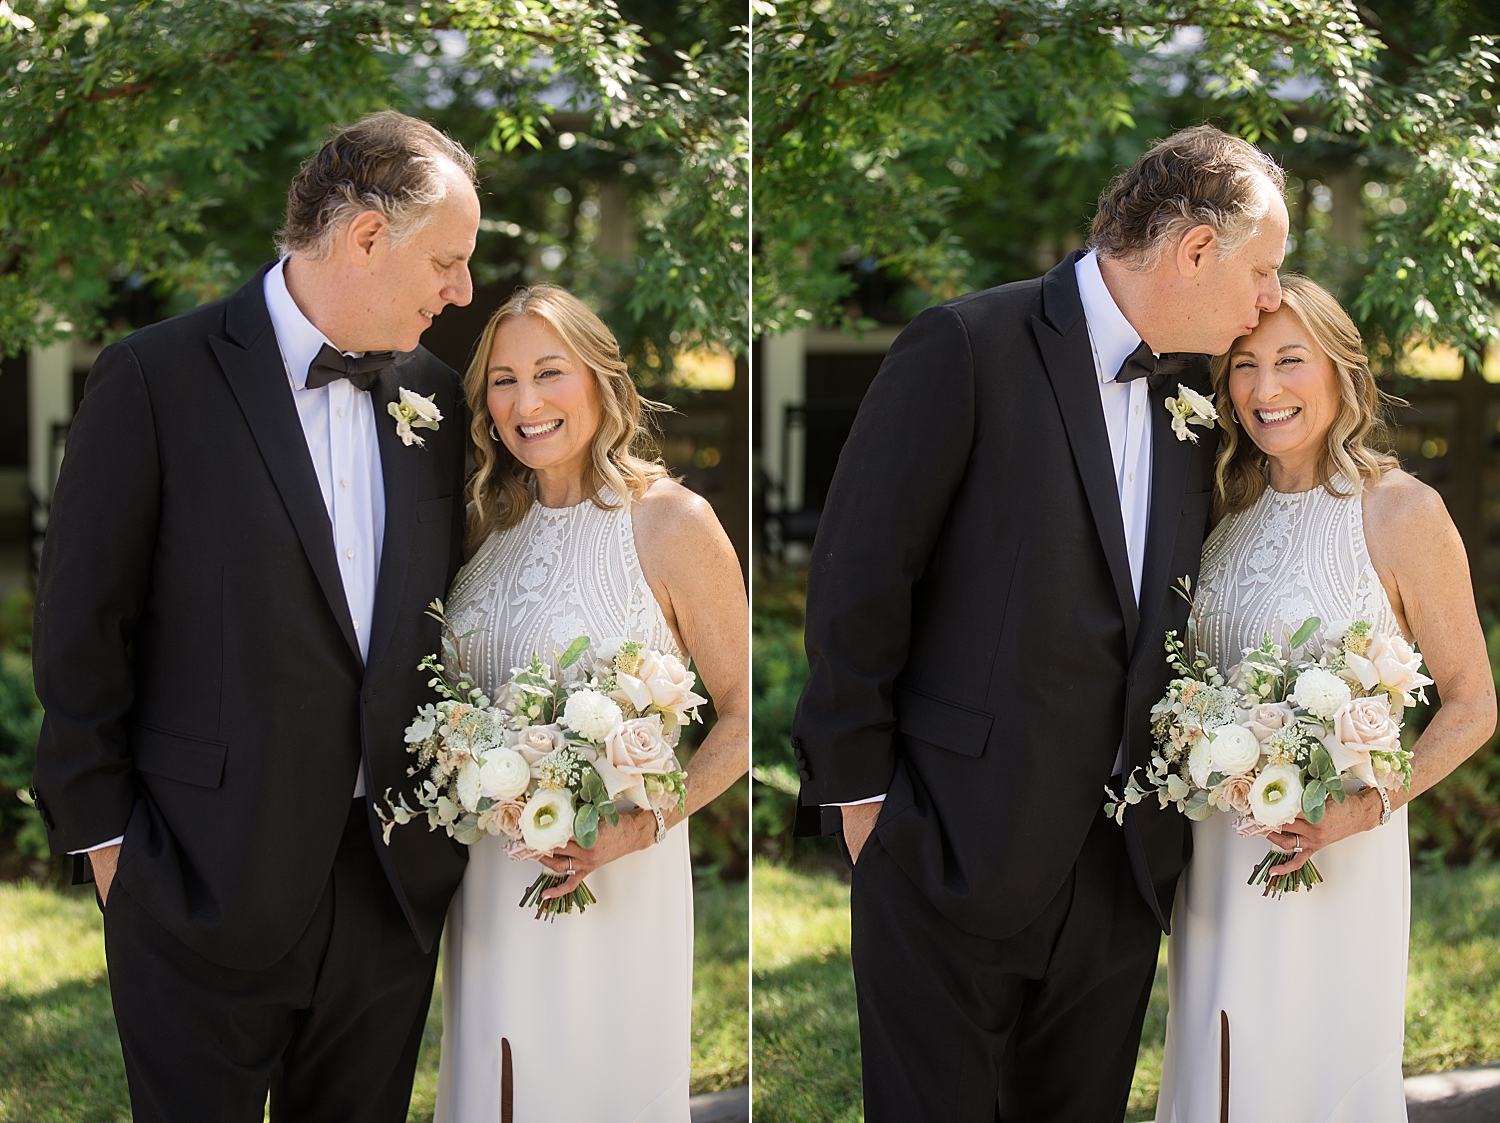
[0,973,129,1123]
[753,950,863,1123]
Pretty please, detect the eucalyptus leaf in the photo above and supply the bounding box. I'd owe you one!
[1309,746,1335,779]
[1303,779,1327,822]
[558,635,592,670]
[1289,617,1322,651]
[574,803,600,849]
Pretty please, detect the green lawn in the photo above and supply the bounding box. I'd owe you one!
[752,859,1500,1123]
[0,878,747,1123]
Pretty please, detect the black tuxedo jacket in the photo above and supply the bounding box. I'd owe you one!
[792,251,1220,937]
[31,263,470,970]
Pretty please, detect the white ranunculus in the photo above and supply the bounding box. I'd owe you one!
[1248,762,1304,828]
[455,758,483,813]
[1188,736,1215,789]
[520,788,575,854]
[478,747,531,801]
[1209,724,1261,776]
[1291,666,1352,721]
[562,689,623,743]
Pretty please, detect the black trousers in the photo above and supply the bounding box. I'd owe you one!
[850,813,1161,1123]
[103,800,440,1123]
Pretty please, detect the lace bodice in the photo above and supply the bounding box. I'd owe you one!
[446,490,681,696]
[1197,477,1400,672]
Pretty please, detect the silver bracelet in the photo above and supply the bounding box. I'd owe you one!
[651,806,667,844]
[1375,786,1392,827]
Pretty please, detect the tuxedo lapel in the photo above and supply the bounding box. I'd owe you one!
[1131,358,1210,671]
[1031,255,1139,654]
[363,361,420,680]
[211,266,363,667]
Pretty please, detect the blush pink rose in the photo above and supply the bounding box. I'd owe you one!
[605,714,677,777]
[612,651,707,724]
[1346,633,1433,705]
[1327,696,1400,788]
[1243,701,1295,746]
[516,723,567,775]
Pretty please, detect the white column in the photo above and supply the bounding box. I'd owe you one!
[28,338,72,503]
[760,328,806,509]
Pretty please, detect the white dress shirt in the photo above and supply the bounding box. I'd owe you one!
[74,261,385,851]
[265,258,385,797]
[832,250,1154,808]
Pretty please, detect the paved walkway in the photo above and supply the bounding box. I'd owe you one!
[1407,1062,1500,1121]
[689,1086,748,1123]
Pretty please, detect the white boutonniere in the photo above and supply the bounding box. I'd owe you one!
[388,387,443,447]
[1164,384,1218,443]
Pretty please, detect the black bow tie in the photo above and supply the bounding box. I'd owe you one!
[305,343,397,393]
[1113,342,1209,389]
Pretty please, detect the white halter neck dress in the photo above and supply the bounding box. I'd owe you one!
[1156,479,1410,1122]
[433,491,693,1123]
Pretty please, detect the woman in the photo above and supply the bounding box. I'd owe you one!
[433,285,748,1122]
[1156,275,1495,1121]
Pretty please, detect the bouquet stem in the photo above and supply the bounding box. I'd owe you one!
[518,872,597,921]
[1247,847,1323,898]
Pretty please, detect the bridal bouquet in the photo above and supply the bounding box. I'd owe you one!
[378,601,701,919]
[1105,579,1429,897]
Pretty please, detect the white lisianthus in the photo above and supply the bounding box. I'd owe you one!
[455,757,483,812]
[1291,666,1352,721]
[520,787,575,853]
[1248,762,1304,828]
[387,386,443,447]
[1188,736,1214,789]
[562,689,623,743]
[1209,724,1260,776]
[478,747,531,801]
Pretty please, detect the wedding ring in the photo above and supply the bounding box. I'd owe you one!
[1293,841,1303,853]
[566,858,575,875]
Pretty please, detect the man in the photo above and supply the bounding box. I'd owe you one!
[792,126,1289,1122]
[30,110,479,1122]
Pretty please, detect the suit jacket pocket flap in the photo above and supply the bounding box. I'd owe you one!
[894,687,993,758]
[417,496,452,523]
[130,724,228,788]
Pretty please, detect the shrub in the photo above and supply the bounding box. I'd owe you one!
[0,588,46,861]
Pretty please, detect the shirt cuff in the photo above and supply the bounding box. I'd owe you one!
[68,835,124,855]
[827,795,887,807]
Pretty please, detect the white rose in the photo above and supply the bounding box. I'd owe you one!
[561,689,623,743]
[1243,702,1295,746]
[1209,724,1261,776]
[478,747,531,801]
[520,788,575,854]
[1291,666,1352,721]
[1248,762,1304,828]
[1188,736,1214,789]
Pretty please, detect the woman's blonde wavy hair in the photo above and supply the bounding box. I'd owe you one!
[1211,274,1399,519]
[464,284,670,549]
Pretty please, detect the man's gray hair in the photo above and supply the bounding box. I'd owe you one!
[1090,125,1286,271]
[276,110,478,261]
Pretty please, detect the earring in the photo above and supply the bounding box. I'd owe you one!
[489,422,501,441]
